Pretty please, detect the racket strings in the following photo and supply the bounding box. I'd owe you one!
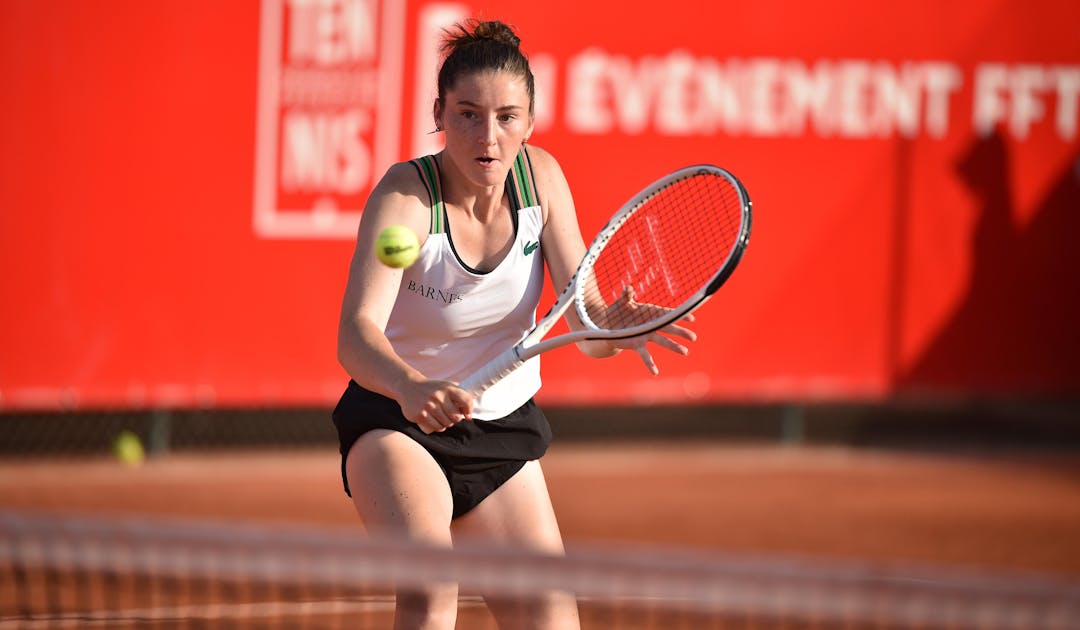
[582,172,745,331]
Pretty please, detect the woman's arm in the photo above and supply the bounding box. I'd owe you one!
[529,146,617,359]
[531,146,697,373]
[337,162,472,432]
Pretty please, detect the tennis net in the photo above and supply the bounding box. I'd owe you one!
[2,509,1077,629]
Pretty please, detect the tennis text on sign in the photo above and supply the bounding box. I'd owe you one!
[280,0,377,195]
[254,0,405,238]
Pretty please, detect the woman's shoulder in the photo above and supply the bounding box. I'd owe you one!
[522,144,570,194]
[521,144,572,220]
[366,160,434,211]
[374,159,429,194]
[360,160,433,234]
[522,144,559,173]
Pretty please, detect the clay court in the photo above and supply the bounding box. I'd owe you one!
[3,442,1079,574]
[3,439,1080,628]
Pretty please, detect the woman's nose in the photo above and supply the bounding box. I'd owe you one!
[478,117,498,145]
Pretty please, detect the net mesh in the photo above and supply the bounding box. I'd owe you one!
[2,510,1077,629]
[581,169,746,331]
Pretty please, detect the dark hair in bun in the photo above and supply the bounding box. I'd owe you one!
[437,19,535,114]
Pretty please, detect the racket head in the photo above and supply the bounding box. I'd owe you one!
[574,165,751,338]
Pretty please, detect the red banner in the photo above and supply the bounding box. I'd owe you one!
[1,0,1078,410]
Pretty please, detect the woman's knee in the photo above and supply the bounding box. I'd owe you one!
[395,585,459,629]
[484,590,580,630]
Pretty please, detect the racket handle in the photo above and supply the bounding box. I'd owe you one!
[458,346,525,396]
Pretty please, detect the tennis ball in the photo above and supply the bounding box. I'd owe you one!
[375,225,420,269]
[112,430,145,468]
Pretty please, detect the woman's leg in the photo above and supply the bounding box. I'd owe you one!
[345,429,457,630]
[453,459,581,630]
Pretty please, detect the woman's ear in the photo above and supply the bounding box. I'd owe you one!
[432,99,444,132]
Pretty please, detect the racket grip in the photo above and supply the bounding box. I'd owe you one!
[458,347,525,396]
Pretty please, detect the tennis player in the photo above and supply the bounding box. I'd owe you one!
[333,19,695,629]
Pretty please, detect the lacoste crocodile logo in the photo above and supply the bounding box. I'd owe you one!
[523,240,539,256]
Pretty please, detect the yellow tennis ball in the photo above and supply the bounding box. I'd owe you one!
[375,225,420,268]
[112,430,145,467]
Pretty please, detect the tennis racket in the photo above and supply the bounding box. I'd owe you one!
[459,164,752,396]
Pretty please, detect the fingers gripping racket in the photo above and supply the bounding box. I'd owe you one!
[459,165,752,397]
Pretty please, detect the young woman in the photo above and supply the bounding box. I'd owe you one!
[333,19,695,629]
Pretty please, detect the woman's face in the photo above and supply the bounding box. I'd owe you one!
[436,70,534,189]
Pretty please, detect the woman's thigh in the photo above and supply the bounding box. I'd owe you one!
[344,428,454,544]
[452,459,564,552]
[453,460,580,629]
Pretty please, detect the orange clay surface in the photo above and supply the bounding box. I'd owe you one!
[2,443,1079,577]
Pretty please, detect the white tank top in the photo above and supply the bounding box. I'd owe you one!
[385,150,544,420]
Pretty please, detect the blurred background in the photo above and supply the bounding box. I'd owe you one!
[2,3,1080,627]
[2,0,1080,582]
[2,0,1077,453]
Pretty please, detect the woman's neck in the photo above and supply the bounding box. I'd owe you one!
[436,152,506,222]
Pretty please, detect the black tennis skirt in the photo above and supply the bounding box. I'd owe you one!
[332,380,553,518]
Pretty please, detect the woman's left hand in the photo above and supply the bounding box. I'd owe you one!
[605,287,698,375]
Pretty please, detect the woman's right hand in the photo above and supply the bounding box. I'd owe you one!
[398,377,474,434]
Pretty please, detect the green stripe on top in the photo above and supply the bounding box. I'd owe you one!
[510,147,537,209]
[413,155,445,234]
